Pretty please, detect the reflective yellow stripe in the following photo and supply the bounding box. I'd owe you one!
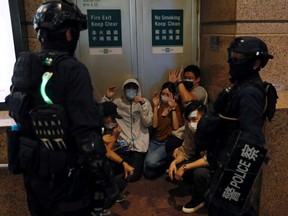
[219,113,238,121]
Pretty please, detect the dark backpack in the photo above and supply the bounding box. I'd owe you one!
[195,81,278,151]
[261,81,278,121]
[5,51,70,174]
[237,80,278,121]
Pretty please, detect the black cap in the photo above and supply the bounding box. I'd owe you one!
[228,36,273,68]
[33,0,87,33]
[124,82,138,90]
[102,102,123,119]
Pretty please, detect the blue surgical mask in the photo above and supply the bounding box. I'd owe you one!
[125,88,137,101]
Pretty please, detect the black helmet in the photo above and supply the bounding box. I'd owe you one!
[228,36,273,68]
[33,0,87,33]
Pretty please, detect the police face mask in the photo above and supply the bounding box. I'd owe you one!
[125,88,137,101]
[183,79,194,90]
[228,56,256,81]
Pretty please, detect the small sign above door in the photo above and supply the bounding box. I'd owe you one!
[152,10,183,54]
[87,9,123,55]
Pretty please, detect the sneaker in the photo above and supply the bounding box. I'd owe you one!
[91,209,111,216]
[115,194,125,203]
[182,200,205,214]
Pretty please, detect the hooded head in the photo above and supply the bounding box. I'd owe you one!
[122,78,141,102]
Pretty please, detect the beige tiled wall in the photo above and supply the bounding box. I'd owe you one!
[24,0,41,51]
[200,0,288,99]
[261,109,288,216]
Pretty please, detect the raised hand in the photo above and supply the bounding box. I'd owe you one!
[134,95,145,105]
[106,85,116,99]
[168,68,178,83]
[152,92,160,107]
[167,92,176,109]
[176,66,184,82]
[168,66,184,83]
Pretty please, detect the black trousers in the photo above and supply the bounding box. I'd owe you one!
[180,162,210,202]
[23,169,95,216]
[118,151,146,182]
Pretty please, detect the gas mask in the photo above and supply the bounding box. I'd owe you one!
[228,56,256,81]
[125,88,137,101]
[183,79,194,90]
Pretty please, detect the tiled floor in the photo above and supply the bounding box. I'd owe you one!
[0,169,208,216]
[109,174,208,216]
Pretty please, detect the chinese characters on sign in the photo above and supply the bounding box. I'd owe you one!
[221,144,260,202]
[152,10,183,54]
[214,137,267,210]
[87,10,122,55]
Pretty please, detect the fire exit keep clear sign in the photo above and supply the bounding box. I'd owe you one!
[87,9,122,55]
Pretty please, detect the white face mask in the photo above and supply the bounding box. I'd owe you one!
[188,122,198,132]
[161,95,168,103]
[104,122,118,129]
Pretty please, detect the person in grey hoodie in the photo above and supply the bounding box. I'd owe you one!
[102,78,153,182]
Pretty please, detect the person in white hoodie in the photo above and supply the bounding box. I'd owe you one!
[102,78,153,182]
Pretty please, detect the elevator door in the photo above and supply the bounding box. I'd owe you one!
[75,0,199,100]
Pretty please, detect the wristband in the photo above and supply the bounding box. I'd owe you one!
[176,81,184,86]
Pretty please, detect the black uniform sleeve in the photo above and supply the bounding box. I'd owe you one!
[55,58,106,159]
[237,85,265,139]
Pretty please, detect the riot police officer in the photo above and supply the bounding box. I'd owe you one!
[8,1,106,215]
[207,36,274,216]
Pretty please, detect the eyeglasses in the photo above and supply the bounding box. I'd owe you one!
[184,75,196,80]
